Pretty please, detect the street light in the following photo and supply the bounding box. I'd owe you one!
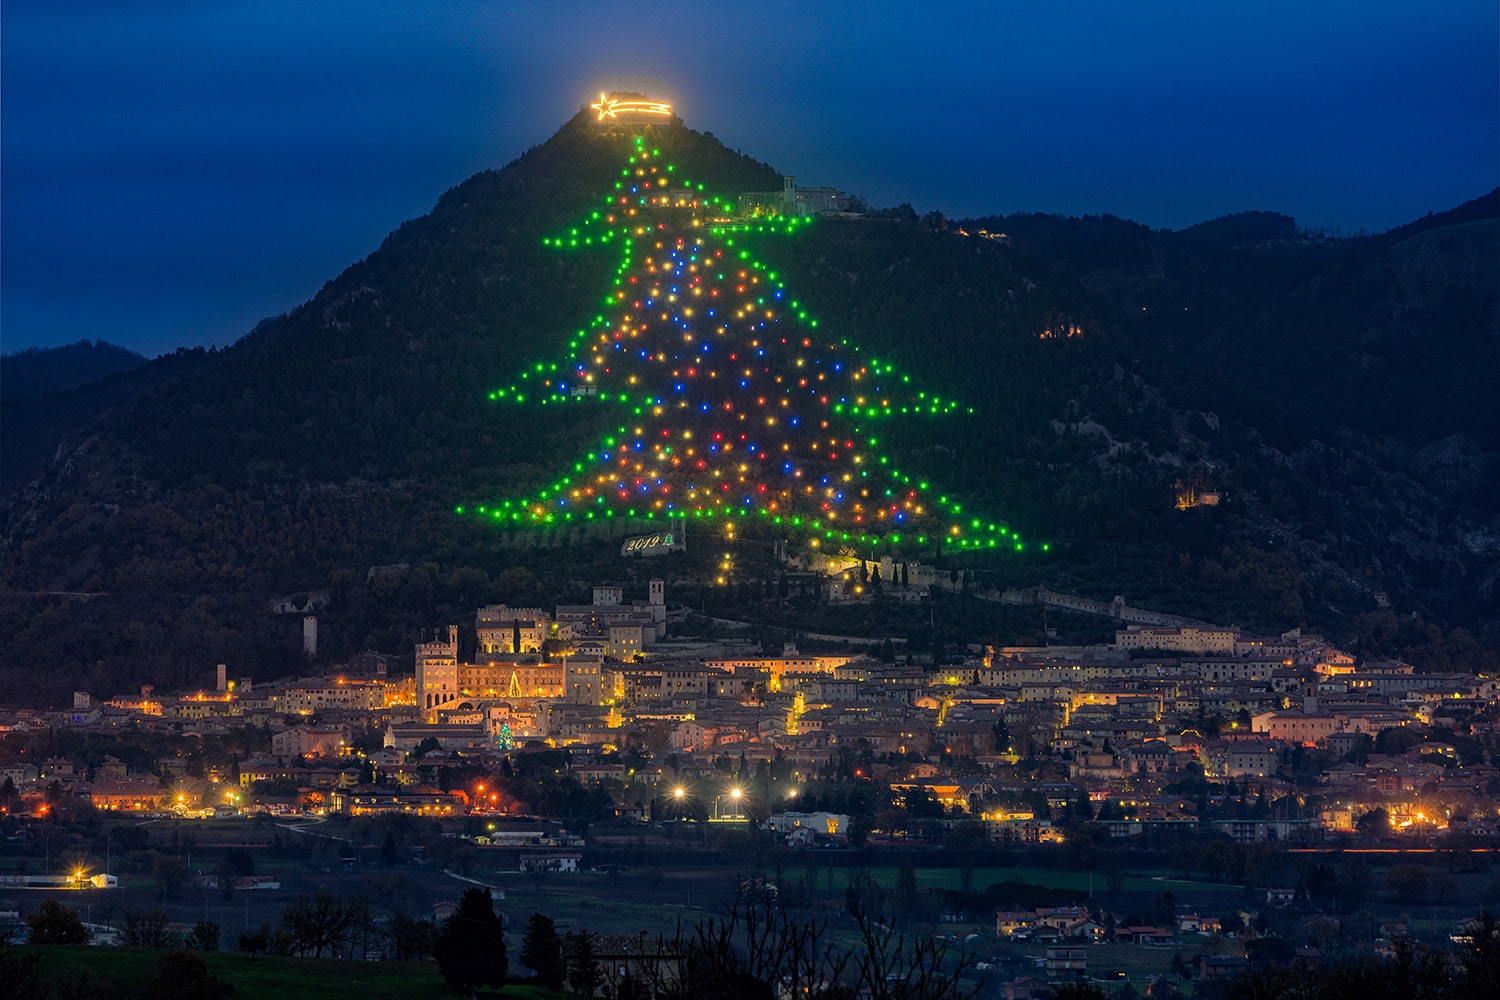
[666,786,691,825]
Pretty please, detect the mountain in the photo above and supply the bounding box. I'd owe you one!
[1,346,205,495]
[0,110,1495,704]
[1,339,148,400]
[1,340,157,498]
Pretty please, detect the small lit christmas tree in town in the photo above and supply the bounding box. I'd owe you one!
[464,133,1039,554]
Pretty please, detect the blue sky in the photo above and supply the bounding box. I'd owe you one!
[3,1,1496,357]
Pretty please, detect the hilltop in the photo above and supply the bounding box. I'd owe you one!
[1,339,148,400]
[0,109,1495,704]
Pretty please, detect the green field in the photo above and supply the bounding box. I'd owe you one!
[468,862,1241,941]
[853,865,1239,897]
[29,947,562,999]
[493,870,713,936]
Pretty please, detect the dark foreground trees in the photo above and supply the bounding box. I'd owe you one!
[433,887,507,998]
[520,912,564,989]
[565,931,604,999]
[1051,985,1107,1000]
[123,910,178,949]
[1218,912,1500,1000]
[26,899,90,945]
[145,950,235,1000]
[555,898,979,1000]
[281,891,354,958]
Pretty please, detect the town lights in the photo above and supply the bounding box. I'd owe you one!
[673,787,686,799]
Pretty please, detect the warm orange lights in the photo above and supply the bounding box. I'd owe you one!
[591,92,672,121]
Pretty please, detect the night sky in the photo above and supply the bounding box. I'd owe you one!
[3,2,1496,358]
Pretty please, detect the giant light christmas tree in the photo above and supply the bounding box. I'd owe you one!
[463,133,1036,554]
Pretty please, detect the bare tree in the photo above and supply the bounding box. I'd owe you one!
[851,910,981,1000]
[281,891,354,958]
[667,899,851,1000]
[121,909,177,949]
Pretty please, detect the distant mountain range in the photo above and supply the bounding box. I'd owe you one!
[0,110,1495,705]
[2,339,146,400]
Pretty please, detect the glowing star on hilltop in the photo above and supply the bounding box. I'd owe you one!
[591,92,672,121]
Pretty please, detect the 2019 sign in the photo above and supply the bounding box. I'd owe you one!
[621,531,683,556]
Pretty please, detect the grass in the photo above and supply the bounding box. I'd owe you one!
[30,946,533,999]
[854,865,1241,896]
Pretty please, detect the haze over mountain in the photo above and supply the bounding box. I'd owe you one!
[1,111,1496,705]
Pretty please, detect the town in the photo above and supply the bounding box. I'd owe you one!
[18,574,1489,844]
[3,563,1496,995]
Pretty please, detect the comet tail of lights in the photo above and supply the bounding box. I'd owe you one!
[465,123,1042,554]
[591,92,673,121]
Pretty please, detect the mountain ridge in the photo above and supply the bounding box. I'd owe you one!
[1,113,1495,704]
[1,339,148,399]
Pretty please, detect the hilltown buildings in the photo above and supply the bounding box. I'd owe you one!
[1,578,1495,845]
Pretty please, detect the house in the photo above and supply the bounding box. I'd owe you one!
[39,758,76,780]
[0,763,39,786]
[338,786,458,817]
[271,725,346,760]
[1044,945,1087,977]
[1000,977,1052,1000]
[887,778,996,813]
[519,852,581,873]
[1114,926,1175,946]
[1122,741,1177,774]
[1034,905,1091,930]
[87,777,166,812]
[1178,914,1222,934]
[1199,955,1249,980]
[1064,919,1105,942]
[1001,977,1054,1000]
[996,911,1036,938]
[768,811,848,836]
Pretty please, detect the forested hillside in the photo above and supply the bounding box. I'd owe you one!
[0,111,1495,704]
[1,340,147,400]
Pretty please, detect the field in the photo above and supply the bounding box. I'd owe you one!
[11,815,1500,995]
[853,865,1236,896]
[27,947,566,999]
